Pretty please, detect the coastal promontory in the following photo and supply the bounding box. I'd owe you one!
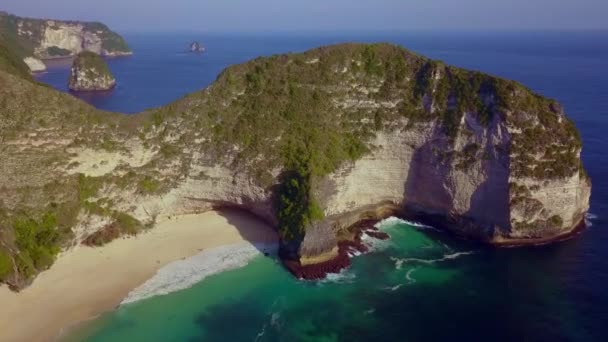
[68,51,116,91]
[0,41,590,289]
[0,11,131,73]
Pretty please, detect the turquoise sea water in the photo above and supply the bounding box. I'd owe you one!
[39,32,608,341]
[67,220,477,341]
[66,219,597,341]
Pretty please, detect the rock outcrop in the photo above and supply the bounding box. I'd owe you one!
[23,57,46,72]
[190,41,205,53]
[68,51,116,91]
[0,43,591,289]
[0,12,131,72]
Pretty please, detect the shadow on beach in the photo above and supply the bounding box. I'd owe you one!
[214,207,279,256]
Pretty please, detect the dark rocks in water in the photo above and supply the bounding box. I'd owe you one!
[365,231,390,240]
[282,246,351,280]
[281,219,391,280]
[190,41,206,53]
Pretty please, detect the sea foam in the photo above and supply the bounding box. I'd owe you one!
[375,216,440,232]
[121,242,277,305]
[391,251,474,270]
[585,212,598,227]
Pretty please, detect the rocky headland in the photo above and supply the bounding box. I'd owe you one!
[68,51,116,91]
[0,11,131,73]
[0,40,591,289]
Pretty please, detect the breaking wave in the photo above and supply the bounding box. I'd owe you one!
[121,242,278,305]
[318,268,357,284]
[585,213,598,227]
[375,217,441,232]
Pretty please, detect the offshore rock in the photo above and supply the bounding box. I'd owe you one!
[68,51,116,91]
[190,41,206,53]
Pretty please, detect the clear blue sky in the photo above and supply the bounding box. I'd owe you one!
[2,0,606,32]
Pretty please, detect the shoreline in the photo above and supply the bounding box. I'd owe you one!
[0,209,277,342]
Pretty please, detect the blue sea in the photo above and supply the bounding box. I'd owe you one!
[39,32,608,341]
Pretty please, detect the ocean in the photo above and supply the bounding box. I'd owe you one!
[40,31,608,342]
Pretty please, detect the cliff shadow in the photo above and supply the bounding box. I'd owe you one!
[212,205,279,257]
[402,136,454,225]
[401,119,512,238]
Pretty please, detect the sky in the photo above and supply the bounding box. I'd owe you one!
[1,0,607,32]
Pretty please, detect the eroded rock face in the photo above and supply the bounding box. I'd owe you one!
[68,51,116,91]
[22,57,46,72]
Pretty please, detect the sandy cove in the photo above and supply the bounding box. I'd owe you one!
[0,210,277,342]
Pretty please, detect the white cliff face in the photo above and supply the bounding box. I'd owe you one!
[40,24,86,55]
[130,163,275,226]
[6,15,132,59]
[22,57,46,72]
[317,108,589,246]
[38,23,106,56]
[320,112,511,242]
[508,171,590,240]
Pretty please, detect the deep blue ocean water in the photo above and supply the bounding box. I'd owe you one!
[39,32,608,341]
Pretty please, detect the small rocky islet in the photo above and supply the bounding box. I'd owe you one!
[190,41,206,53]
[68,51,116,91]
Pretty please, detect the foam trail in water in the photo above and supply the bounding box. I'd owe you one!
[392,251,474,269]
[375,217,441,232]
[318,268,357,284]
[405,268,417,284]
[585,213,598,227]
[121,242,277,305]
[361,231,392,252]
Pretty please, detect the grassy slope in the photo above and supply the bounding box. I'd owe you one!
[0,42,585,288]
[0,33,32,80]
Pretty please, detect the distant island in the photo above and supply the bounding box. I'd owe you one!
[190,41,206,53]
[0,11,131,72]
[68,51,116,91]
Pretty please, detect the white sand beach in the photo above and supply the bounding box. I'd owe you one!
[0,210,277,342]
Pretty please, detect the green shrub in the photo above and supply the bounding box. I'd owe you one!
[113,212,142,235]
[46,46,71,57]
[77,174,101,202]
[13,212,62,275]
[548,215,564,227]
[276,171,324,240]
[0,250,12,280]
[138,176,160,194]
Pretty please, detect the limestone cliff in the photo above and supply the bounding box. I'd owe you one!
[0,43,590,288]
[0,12,131,72]
[68,51,116,91]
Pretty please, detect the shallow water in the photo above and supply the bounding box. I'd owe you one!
[42,31,608,341]
[68,219,603,341]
